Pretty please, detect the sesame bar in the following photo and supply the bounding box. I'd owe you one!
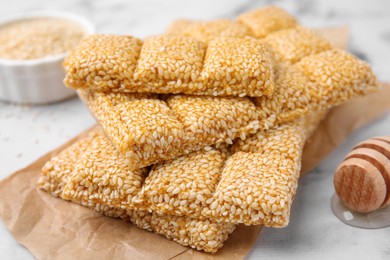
[64,34,275,97]
[37,128,101,197]
[167,19,252,43]
[236,6,298,38]
[38,139,235,253]
[128,210,235,253]
[62,135,148,207]
[61,118,310,227]
[137,120,307,227]
[264,26,333,64]
[254,64,313,124]
[202,37,274,96]
[295,49,379,109]
[212,124,305,226]
[133,146,229,216]
[79,90,260,170]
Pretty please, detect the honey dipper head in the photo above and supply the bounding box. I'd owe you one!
[334,137,390,213]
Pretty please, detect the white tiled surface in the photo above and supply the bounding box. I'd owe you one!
[0,0,390,259]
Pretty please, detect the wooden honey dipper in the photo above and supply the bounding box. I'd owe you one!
[334,136,390,213]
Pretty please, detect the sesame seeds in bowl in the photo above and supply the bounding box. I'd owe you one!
[0,17,86,61]
[0,11,95,104]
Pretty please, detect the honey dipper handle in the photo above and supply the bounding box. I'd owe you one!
[334,136,390,213]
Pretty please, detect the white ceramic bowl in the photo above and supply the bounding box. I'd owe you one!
[0,11,95,105]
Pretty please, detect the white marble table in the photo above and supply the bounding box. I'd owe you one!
[1,0,390,259]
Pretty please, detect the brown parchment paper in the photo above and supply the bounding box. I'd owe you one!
[0,27,389,260]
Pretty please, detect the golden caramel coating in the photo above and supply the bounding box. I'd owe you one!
[62,136,148,207]
[135,148,226,215]
[128,210,235,253]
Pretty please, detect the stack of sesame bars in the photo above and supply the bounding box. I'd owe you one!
[38,6,379,253]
